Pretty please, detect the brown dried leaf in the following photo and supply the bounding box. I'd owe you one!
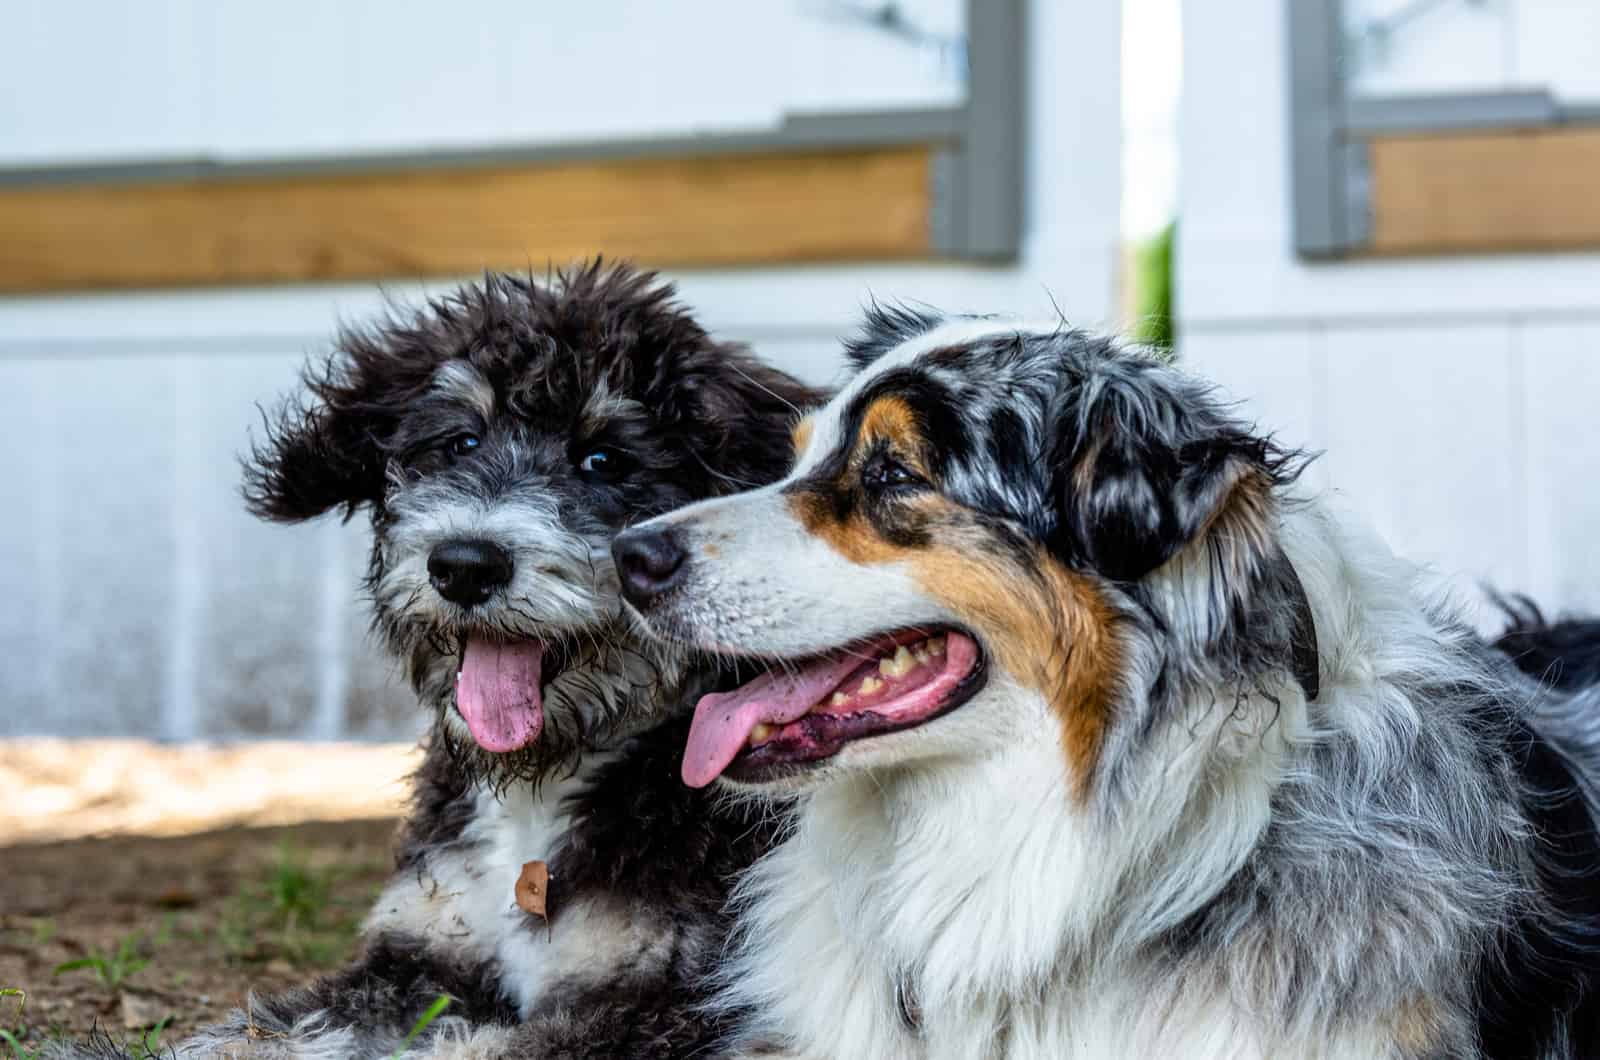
[515,860,550,923]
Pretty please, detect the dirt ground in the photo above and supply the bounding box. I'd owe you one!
[0,741,420,1056]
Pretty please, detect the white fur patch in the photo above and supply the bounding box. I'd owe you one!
[366,752,648,1018]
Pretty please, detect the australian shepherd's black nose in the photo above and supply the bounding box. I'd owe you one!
[620,307,1600,1059]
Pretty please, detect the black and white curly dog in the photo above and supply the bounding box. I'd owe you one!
[617,310,1600,1059]
[56,263,820,1059]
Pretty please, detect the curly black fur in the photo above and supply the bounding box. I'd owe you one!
[244,261,809,523]
[49,263,819,1060]
[243,259,822,792]
[1494,596,1600,693]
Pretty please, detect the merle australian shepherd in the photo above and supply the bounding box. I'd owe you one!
[615,310,1600,1059]
[56,263,820,1059]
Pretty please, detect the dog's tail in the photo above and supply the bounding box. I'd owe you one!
[1487,594,1600,820]
[1490,592,1600,693]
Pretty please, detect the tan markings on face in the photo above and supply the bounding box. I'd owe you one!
[791,415,815,458]
[786,393,1120,798]
[909,534,1121,800]
[857,395,932,478]
[786,395,936,565]
[790,490,905,565]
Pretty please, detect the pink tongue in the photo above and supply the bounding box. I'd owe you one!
[456,638,544,752]
[681,654,866,788]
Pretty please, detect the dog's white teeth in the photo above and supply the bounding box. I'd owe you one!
[927,635,947,656]
[860,676,883,696]
[750,723,774,744]
[830,691,849,706]
[880,645,916,678]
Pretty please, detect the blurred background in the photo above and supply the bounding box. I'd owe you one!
[1,0,1598,1041]
[0,0,1597,752]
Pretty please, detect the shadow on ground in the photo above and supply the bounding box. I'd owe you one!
[2,815,401,1051]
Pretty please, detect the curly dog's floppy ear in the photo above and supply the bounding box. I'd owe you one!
[241,387,383,523]
[241,322,431,522]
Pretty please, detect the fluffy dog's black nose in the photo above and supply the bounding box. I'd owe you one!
[428,539,514,606]
[613,527,687,608]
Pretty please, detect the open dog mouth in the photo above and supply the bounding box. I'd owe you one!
[454,637,571,752]
[681,629,987,787]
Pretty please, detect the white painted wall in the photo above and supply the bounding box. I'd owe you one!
[0,0,964,166]
[1345,0,1600,101]
[1179,0,1600,629]
[0,0,1123,739]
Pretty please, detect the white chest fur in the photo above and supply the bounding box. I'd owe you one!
[366,752,646,1017]
[717,723,1363,1060]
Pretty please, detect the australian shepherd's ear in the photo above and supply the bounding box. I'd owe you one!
[1047,370,1295,583]
[1046,365,1320,698]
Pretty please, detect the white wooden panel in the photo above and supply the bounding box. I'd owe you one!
[0,1,45,158]
[1178,0,1600,329]
[208,1,358,158]
[44,356,182,737]
[1177,328,1331,491]
[339,517,418,740]
[743,333,849,391]
[0,264,1121,369]
[1178,329,1321,447]
[5,0,176,161]
[1180,255,1600,328]
[341,0,506,155]
[1345,0,1600,101]
[179,352,335,739]
[1346,0,1511,98]
[0,359,61,737]
[1319,325,1526,616]
[0,0,965,167]
[1512,0,1600,102]
[1177,0,1294,251]
[1520,324,1600,615]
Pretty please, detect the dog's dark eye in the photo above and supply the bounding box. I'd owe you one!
[863,455,925,493]
[577,446,635,482]
[449,433,482,458]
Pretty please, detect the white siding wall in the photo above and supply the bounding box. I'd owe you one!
[0,0,1123,739]
[1345,0,1600,102]
[1179,0,1600,630]
[0,0,965,166]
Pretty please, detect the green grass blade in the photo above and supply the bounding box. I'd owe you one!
[51,959,101,976]
[391,995,451,1058]
[0,1027,38,1060]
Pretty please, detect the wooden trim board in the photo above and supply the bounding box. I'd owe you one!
[1368,127,1600,255]
[0,145,934,292]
